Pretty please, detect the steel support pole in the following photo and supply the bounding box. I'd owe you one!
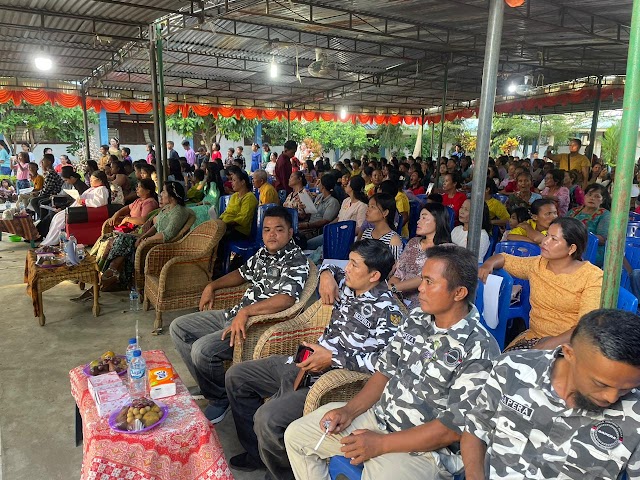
[80,88,91,163]
[437,64,449,159]
[586,76,603,160]
[601,0,640,308]
[286,105,291,141]
[468,0,505,257]
[430,122,435,159]
[149,25,163,190]
[156,23,168,183]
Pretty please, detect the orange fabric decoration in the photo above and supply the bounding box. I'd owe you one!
[505,0,525,6]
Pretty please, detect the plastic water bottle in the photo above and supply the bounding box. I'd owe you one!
[128,350,147,397]
[58,229,67,250]
[129,287,140,311]
[125,338,138,365]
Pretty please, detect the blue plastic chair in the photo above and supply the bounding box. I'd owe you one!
[415,193,428,203]
[493,193,509,204]
[583,232,599,264]
[493,241,539,326]
[395,214,403,235]
[285,207,299,234]
[323,221,356,260]
[328,456,465,480]
[475,269,515,351]
[445,205,455,231]
[630,211,640,222]
[627,222,640,237]
[621,237,640,290]
[219,195,231,214]
[494,241,541,257]
[278,189,288,205]
[253,189,260,203]
[222,203,275,273]
[618,286,638,313]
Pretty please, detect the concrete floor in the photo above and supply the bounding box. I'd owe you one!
[0,238,264,480]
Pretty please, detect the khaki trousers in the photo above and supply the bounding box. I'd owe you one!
[284,402,452,480]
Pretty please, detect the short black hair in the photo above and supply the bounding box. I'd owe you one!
[423,203,452,245]
[426,244,478,302]
[264,205,293,228]
[181,140,190,146]
[42,153,55,164]
[122,147,131,155]
[547,168,565,185]
[370,193,397,229]
[164,181,186,205]
[570,138,582,147]
[550,216,587,260]
[530,197,556,215]
[350,238,395,281]
[572,309,640,366]
[284,140,297,152]
[427,193,443,203]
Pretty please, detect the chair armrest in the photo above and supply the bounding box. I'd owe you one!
[101,219,113,236]
[211,283,250,311]
[303,369,372,416]
[252,301,330,360]
[157,255,211,292]
[145,241,203,275]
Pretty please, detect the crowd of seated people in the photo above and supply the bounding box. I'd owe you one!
[7,139,640,480]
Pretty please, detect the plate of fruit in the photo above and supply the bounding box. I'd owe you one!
[109,398,168,433]
[83,351,127,377]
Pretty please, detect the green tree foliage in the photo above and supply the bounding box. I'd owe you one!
[0,101,98,155]
[165,112,258,147]
[261,120,307,145]
[490,114,579,155]
[262,119,373,158]
[376,124,405,151]
[600,121,621,166]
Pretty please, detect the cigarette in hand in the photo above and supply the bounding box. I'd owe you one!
[314,420,331,451]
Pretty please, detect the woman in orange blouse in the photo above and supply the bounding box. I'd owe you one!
[479,216,602,351]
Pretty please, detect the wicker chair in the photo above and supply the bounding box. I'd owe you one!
[251,299,372,415]
[230,259,318,364]
[134,209,195,292]
[143,220,226,331]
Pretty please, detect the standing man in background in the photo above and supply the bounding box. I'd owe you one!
[275,140,297,194]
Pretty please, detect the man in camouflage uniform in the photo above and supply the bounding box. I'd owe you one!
[461,308,640,480]
[285,245,501,480]
[170,206,309,424]
[225,239,404,479]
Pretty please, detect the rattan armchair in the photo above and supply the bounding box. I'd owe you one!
[231,259,318,364]
[134,209,195,292]
[251,299,372,415]
[143,220,226,331]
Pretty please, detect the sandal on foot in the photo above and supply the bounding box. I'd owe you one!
[151,327,164,336]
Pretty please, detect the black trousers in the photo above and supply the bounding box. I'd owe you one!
[225,355,309,480]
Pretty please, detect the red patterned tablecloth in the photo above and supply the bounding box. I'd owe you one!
[70,350,233,480]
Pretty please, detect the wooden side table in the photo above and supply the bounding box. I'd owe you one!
[0,214,40,247]
[24,251,100,326]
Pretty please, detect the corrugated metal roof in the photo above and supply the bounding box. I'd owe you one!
[0,0,634,115]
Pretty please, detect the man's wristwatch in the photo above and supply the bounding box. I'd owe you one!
[390,284,398,294]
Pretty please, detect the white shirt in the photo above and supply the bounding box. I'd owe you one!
[451,225,490,262]
[78,186,110,208]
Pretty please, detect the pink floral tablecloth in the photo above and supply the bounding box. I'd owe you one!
[70,350,233,480]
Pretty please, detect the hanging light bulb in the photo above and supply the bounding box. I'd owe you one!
[340,107,347,120]
[270,56,278,78]
[34,56,53,71]
[508,83,517,94]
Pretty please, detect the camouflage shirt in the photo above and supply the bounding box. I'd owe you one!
[225,240,309,321]
[318,264,404,373]
[374,306,500,472]
[464,347,640,480]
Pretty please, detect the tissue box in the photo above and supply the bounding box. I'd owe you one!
[88,372,131,417]
[148,367,176,399]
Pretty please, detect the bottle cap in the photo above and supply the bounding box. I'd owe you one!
[129,338,137,344]
[133,350,142,357]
